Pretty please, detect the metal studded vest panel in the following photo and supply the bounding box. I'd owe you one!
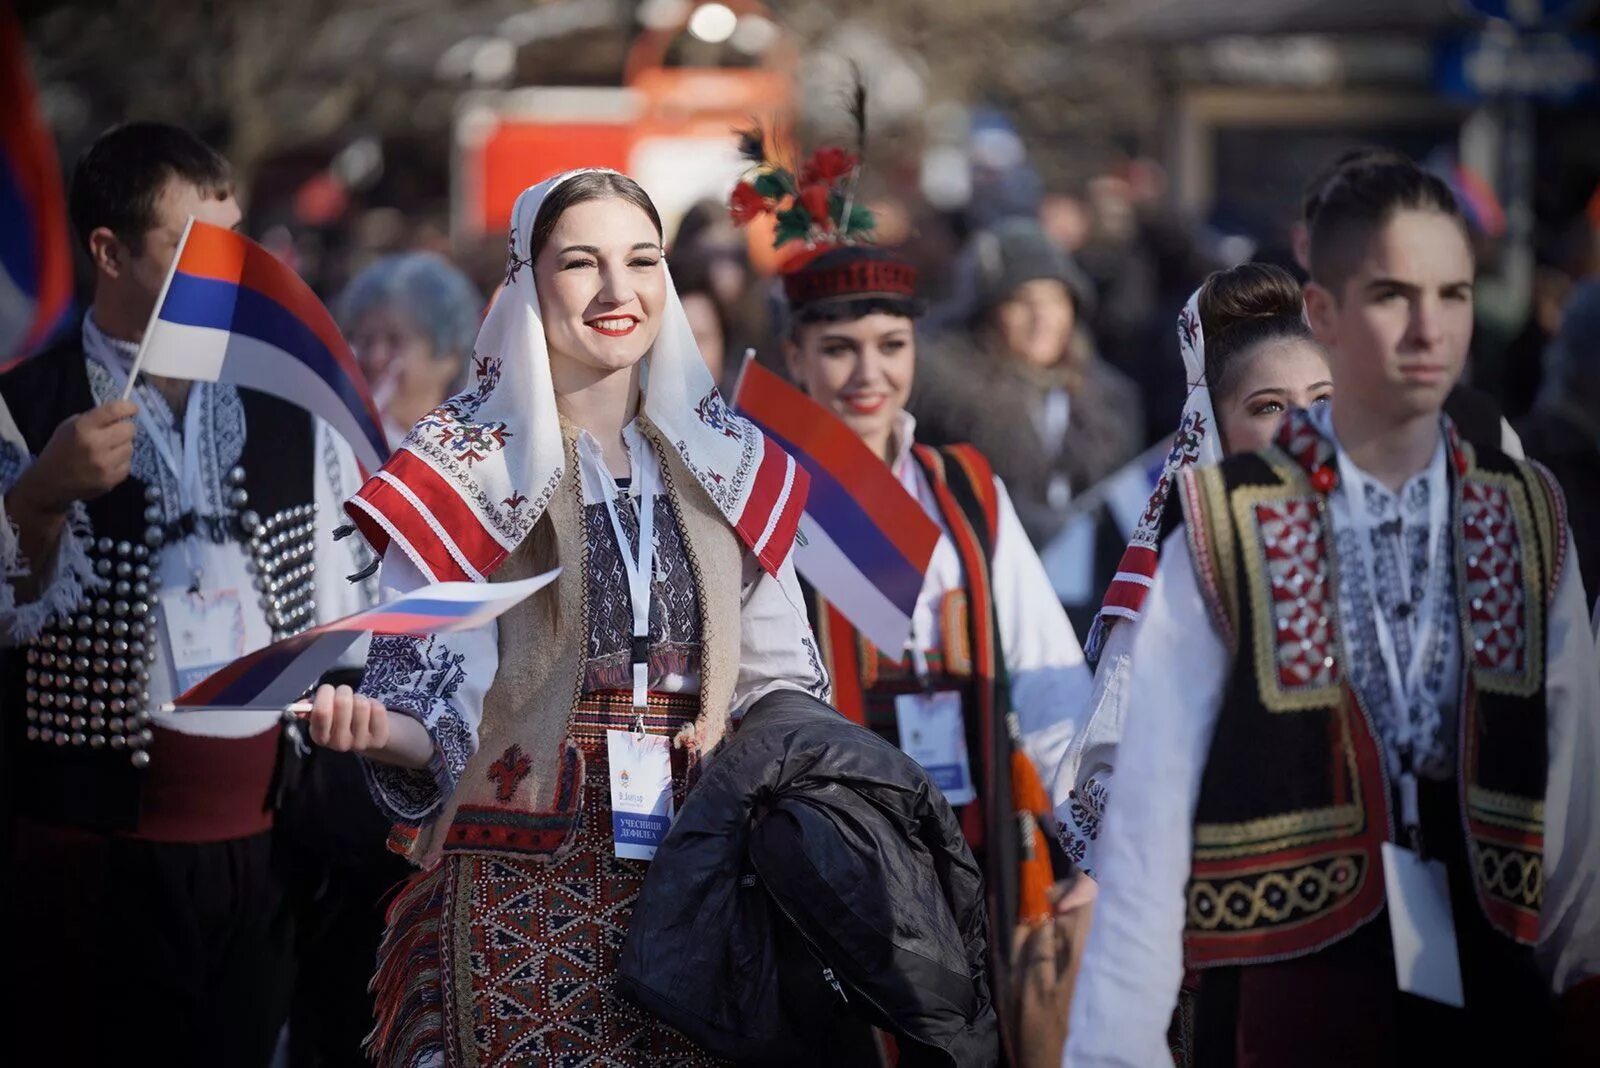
[2,344,318,832]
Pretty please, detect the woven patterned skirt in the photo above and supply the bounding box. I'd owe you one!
[369,691,727,1068]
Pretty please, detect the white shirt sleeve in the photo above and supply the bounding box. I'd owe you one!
[359,546,500,822]
[1500,417,1525,459]
[992,477,1094,779]
[1536,533,1600,992]
[1051,619,1136,877]
[0,395,100,646]
[1065,531,1228,1068]
[732,549,831,714]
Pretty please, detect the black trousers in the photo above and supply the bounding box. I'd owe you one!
[279,747,412,1067]
[6,820,295,1067]
[286,852,412,1066]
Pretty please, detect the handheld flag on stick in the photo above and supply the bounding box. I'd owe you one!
[0,6,74,369]
[127,219,389,471]
[167,568,558,712]
[733,353,939,653]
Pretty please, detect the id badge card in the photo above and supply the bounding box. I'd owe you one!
[1380,842,1465,1008]
[895,691,976,806]
[160,588,247,695]
[607,729,674,860]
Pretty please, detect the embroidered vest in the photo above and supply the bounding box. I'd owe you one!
[0,340,317,832]
[391,420,746,870]
[1177,410,1565,966]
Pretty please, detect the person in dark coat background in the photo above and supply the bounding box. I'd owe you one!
[1518,277,1600,615]
[914,218,1145,550]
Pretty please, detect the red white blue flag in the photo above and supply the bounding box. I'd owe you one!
[734,357,939,652]
[0,7,74,370]
[134,220,389,471]
[171,568,558,710]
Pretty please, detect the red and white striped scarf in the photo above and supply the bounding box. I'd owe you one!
[1085,286,1221,660]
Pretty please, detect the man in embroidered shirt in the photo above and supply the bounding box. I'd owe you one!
[1065,155,1600,1065]
[0,123,372,1066]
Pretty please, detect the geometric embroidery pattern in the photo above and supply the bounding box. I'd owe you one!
[1255,498,1337,692]
[1059,776,1109,867]
[1460,478,1528,679]
[1274,406,1338,483]
[1472,841,1543,910]
[1187,853,1364,932]
[488,744,535,803]
[445,695,725,1067]
[694,389,743,441]
[431,418,513,466]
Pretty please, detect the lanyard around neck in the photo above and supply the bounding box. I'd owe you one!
[596,442,657,712]
[1335,444,1450,842]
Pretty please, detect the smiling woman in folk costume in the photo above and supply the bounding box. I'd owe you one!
[307,168,826,1067]
[730,122,1094,1039]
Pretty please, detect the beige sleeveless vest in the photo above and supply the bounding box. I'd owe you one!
[398,420,745,869]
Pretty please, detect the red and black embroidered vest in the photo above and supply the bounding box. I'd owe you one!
[1177,410,1566,967]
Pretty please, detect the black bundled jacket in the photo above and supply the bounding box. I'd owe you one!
[619,688,999,1067]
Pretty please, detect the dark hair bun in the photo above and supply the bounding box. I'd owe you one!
[1198,262,1304,341]
[1194,262,1316,402]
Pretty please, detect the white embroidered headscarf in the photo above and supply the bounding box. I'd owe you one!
[345,169,803,584]
[1084,285,1222,660]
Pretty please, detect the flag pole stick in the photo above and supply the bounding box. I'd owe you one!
[161,700,313,716]
[731,347,757,404]
[121,215,195,400]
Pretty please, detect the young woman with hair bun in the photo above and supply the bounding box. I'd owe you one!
[1055,261,1333,876]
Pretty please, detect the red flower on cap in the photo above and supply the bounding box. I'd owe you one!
[799,183,833,231]
[800,147,857,186]
[728,182,770,226]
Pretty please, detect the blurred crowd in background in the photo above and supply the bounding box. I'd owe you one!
[17,0,1600,617]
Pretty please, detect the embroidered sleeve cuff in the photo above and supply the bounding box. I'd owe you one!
[2,499,102,645]
[355,632,478,822]
[361,733,456,823]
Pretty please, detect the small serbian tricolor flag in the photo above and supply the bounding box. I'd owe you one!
[134,219,388,471]
[734,357,939,652]
[0,8,74,370]
[169,568,558,711]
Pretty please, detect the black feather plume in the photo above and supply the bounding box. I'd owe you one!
[735,125,766,166]
[848,63,867,157]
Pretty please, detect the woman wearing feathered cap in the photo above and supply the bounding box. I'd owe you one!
[729,121,1096,1063]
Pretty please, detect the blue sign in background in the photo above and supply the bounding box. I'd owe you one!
[1460,0,1592,28]
[1436,31,1600,103]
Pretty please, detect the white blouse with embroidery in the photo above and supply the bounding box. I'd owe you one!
[1063,424,1600,1068]
[362,419,830,822]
